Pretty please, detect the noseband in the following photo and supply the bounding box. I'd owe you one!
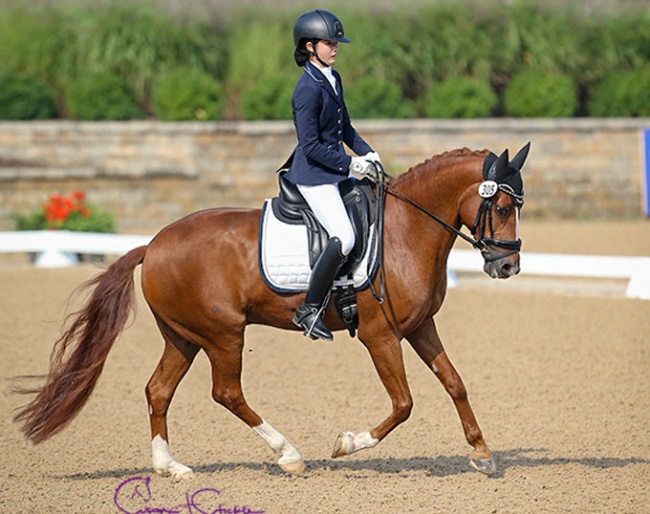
[470,196,522,262]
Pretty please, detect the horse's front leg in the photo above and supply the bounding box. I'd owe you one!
[331,334,413,458]
[405,317,496,475]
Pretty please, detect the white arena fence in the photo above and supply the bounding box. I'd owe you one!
[0,231,648,300]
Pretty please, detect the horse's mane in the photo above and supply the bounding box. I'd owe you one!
[396,147,489,183]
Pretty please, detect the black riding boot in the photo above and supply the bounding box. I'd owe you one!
[293,237,346,341]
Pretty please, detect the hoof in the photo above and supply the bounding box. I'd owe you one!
[279,459,306,474]
[155,467,195,481]
[331,432,350,459]
[469,455,497,476]
[174,470,195,481]
[166,462,195,481]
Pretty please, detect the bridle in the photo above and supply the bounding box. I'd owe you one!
[364,147,528,304]
[470,195,522,261]
[370,161,522,262]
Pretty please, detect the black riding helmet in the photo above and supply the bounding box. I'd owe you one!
[293,9,350,66]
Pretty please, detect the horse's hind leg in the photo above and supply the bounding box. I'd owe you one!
[146,318,200,480]
[405,318,496,475]
[203,331,305,474]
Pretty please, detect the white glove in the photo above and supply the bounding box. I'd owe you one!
[362,151,382,165]
[349,156,370,174]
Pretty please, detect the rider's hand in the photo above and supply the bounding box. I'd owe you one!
[362,151,381,165]
[349,156,371,174]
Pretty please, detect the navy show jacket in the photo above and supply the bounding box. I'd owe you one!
[284,62,373,186]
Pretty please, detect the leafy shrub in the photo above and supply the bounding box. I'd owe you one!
[333,10,417,94]
[345,77,413,119]
[397,5,497,96]
[14,191,115,233]
[58,4,226,105]
[240,73,293,120]
[226,13,294,93]
[0,71,58,120]
[420,76,497,118]
[65,72,144,120]
[0,6,69,89]
[152,68,224,121]
[588,69,650,117]
[2,2,650,120]
[495,4,589,84]
[504,69,578,117]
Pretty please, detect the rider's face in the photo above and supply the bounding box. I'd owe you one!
[308,39,339,66]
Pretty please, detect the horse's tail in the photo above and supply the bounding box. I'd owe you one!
[13,245,148,444]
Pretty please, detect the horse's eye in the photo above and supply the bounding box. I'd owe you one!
[495,205,509,216]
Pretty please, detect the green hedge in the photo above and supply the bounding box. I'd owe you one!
[420,77,498,118]
[345,77,414,119]
[65,72,144,120]
[240,73,293,121]
[1,1,649,120]
[153,68,225,121]
[0,71,58,120]
[588,69,650,117]
[504,70,578,117]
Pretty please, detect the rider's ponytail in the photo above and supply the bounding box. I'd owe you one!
[294,47,310,67]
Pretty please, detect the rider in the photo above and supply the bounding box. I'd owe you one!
[284,9,380,341]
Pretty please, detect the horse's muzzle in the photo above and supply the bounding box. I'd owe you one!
[482,249,521,279]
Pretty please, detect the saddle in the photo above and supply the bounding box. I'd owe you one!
[269,171,379,337]
[271,171,377,276]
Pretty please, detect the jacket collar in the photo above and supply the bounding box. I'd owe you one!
[304,62,342,105]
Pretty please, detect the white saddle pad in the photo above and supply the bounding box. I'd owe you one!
[258,199,377,293]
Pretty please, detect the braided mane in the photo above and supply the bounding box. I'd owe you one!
[394,147,489,185]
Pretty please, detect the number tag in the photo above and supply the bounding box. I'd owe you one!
[478,180,498,198]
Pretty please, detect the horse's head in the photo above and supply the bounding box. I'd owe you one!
[460,143,529,279]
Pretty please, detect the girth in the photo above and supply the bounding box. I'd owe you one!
[272,171,376,276]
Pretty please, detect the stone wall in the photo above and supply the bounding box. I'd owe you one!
[0,118,648,233]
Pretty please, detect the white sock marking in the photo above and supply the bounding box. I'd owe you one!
[253,420,303,466]
[151,435,193,479]
[339,431,379,455]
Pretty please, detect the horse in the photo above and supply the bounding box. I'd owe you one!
[13,143,529,479]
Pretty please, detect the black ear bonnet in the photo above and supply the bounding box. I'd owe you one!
[482,142,529,205]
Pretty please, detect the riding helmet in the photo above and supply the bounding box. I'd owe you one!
[293,9,351,49]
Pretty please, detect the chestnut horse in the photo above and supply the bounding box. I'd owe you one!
[14,144,529,479]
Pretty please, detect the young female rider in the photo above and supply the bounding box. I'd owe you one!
[284,9,381,341]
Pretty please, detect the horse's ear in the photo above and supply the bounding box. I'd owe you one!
[493,149,509,181]
[482,152,498,180]
[510,142,531,172]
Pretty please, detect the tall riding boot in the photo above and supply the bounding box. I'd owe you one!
[293,237,346,341]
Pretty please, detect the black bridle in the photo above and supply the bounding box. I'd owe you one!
[469,197,522,261]
[370,160,522,265]
[365,161,522,303]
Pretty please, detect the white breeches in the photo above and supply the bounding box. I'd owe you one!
[296,182,355,256]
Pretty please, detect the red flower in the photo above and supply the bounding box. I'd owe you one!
[43,191,93,228]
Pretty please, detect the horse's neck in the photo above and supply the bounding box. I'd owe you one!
[392,155,480,225]
[384,154,482,283]
[381,153,484,314]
